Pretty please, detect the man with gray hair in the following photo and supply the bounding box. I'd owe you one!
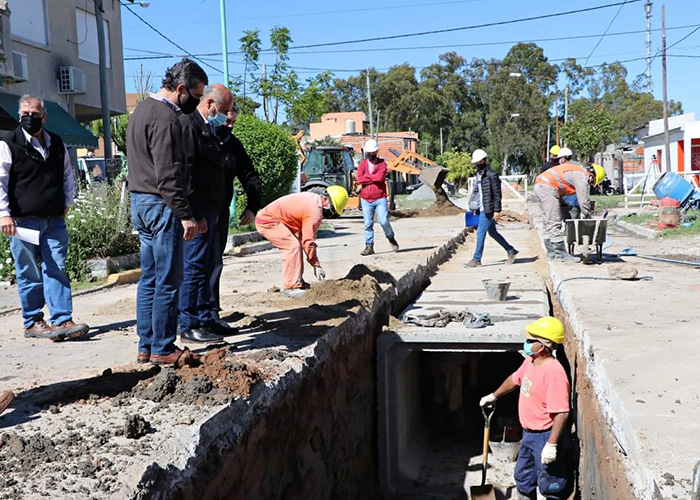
[0,95,89,341]
[177,83,234,343]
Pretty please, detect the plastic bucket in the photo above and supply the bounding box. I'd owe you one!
[464,211,479,228]
[653,172,694,206]
[489,427,522,462]
[482,279,511,301]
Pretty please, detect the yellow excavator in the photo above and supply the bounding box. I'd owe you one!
[386,150,449,210]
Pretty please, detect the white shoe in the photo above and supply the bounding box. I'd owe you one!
[283,288,307,298]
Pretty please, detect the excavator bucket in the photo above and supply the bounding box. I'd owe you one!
[419,166,448,188]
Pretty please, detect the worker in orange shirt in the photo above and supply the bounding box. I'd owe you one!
[255,186,349,297]
[480,317,573,500]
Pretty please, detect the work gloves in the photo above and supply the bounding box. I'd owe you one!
[541,442,557,465]
[314,266,326,281]
[479,393,497,407]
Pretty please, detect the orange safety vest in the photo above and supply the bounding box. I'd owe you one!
[534,162,586,197]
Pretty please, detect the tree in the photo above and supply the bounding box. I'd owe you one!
[260,26,297,124]
[133,64,156,102]
[286,71,333,128]
[436,151,474,189]
[90,114,129,156]
[561,106,615,161]
[239,29,261,101]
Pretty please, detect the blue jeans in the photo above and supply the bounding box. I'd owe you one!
[10,216,73,328]
[179,212,218,331]
[361,197,394,245]
[473,211,514,261]
[514,429,571,499]
[131,193,183,356]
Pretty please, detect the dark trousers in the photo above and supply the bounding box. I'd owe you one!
[131,193,183,356]
[514,429,571,499]
[179,212,218,331]
[208,205,230,320]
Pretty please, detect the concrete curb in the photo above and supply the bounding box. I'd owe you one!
[106,269,142,286]
[227,241,274,256]
[130,227,470,498]
[616,219,658,239]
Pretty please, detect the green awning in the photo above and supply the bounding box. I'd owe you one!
[0,92,98,148]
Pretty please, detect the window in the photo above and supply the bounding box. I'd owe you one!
[75,8,110,68]
[8,0,48,46]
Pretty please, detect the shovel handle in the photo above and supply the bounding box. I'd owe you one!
[481,404,496,483]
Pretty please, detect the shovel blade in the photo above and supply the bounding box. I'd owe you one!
[469,484,496,500]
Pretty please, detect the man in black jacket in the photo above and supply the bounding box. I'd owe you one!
[208,104,262,326]
[178,84,234,343]
[465,149,518,268]
[127,58,207,364]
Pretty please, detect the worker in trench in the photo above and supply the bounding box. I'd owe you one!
[479,317,573,500]
[532,147,605,262]
[255,186,348,298]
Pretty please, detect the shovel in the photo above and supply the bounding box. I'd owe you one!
[470,404,497,500]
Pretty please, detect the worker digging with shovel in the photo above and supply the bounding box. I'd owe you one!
[533,147,605,262]
[479,316,573,500]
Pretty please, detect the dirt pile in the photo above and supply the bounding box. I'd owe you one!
[298,265,385,309]
[127,346,263,405]
[499,209,529,223]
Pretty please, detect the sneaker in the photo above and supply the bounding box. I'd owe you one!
[388,238,400,252]
[283,288,307,298]
[464,259,481,268]
[24,319,60,340]
[50,320,90,342]
[507,249,519,264]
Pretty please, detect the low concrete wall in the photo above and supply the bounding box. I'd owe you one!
[130,230,468,499]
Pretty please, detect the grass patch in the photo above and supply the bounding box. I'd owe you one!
[72,278,107,292]
[659,211,700,238]
[228,223,256,235]
[621,212,656,225]
[591,194,656,209]
[394,194,435,210]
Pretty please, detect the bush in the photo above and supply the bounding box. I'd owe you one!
[233,114,298,210]
[0,186,140,282]
[436,151,475,190]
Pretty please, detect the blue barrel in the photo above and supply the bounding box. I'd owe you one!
[464,211,479,228]
[653,172,695,206]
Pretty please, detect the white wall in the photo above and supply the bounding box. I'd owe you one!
[75,8,110,68]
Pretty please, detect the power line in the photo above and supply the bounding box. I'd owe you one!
[122,22,700,63]
[120,2,222,75]
[649,25,700,66]
[583,0,630,65]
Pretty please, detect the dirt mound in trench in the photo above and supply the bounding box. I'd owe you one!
[392,196,465,218]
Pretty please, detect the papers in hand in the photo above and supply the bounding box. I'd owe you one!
[14,227,40,245]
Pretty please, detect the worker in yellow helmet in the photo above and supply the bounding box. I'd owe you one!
[255,186,348,297]
[541,145,561,173]
[480,316,572,499]
[534,148,605,262]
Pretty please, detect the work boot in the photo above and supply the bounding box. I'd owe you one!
[506,249,519,264]
[543,239,556,259]
[388,238,400,252]
[51,320,90,341]
[24,319,57,340]
[464,259,481,268]
[360,244,374,256]
[551,241,580,263]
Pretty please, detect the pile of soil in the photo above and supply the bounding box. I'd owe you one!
[499,209,529,223]
[127,346,263,405]
[297,265,385,309]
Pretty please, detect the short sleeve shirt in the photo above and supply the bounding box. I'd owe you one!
[512,356,570,431]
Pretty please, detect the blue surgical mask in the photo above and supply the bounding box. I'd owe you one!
[209,111,227,127]
[523,340,535,356]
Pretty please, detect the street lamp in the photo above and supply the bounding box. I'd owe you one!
[509,71,559,147]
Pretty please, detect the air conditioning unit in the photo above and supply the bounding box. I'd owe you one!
[12,51,28,82]
[58,66,86,94]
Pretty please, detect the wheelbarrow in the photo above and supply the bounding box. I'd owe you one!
[565,218,608,264]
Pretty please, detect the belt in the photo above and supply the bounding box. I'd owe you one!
[523,427,552,434]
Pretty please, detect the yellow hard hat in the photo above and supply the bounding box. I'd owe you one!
[326,185,349,216]
[549,145,561,156]
[526,316,565,344]
[590,163,605,187]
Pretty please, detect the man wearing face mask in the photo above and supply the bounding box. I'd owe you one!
[127,58,208,365]
[465,149,518,268]
[177,84,233,343]
[255,186,348,297]
[479,316,572,500]
[208,104,262,327]
[356,139,399,256]
[0,95,89,341]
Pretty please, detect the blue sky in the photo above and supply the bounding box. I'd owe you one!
[121,0,700,115]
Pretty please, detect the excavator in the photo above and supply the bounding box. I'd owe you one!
[293,131,448,213]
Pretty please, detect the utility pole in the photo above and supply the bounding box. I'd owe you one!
[661,4,671,172]
[220,0,229,87]
[94,0,112,161]
[564,86,569,123]
[554,90,560,146]
[440,127,444,155]
[366,69,374,137]
[646,0,653,93]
